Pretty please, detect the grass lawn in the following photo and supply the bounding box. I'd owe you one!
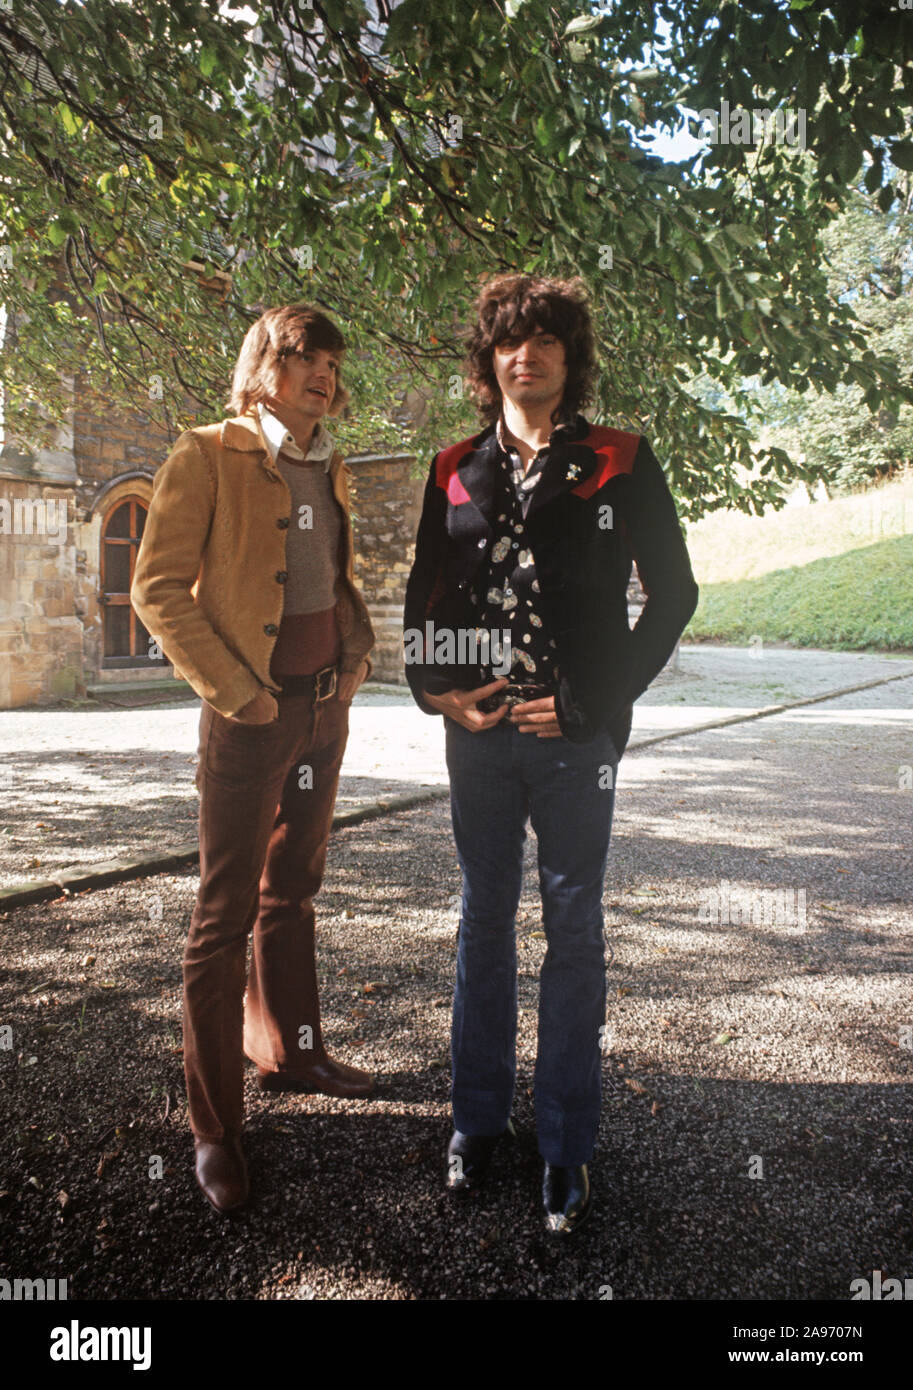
[682,475,913,653]
[683,536,911,656]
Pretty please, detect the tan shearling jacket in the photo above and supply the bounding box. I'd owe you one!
[131,410,375,717]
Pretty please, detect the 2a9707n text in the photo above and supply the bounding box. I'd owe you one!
[732,1326,862,1340]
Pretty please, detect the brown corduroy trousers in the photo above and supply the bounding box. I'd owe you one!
[183,690,349,1142]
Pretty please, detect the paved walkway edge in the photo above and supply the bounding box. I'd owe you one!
[2,670,910,911]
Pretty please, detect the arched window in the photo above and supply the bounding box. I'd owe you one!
[100,495,151,663]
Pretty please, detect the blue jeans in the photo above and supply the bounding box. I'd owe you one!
[444,716,619,1165]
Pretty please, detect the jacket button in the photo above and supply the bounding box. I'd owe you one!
[275,571,288,584]
[477,538,486,548]
[264,623,278,636]
[277,517,290,529]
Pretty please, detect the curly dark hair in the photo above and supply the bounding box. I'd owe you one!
[463,273,598,427]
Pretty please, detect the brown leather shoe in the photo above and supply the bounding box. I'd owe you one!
[256,1056,375,1099]
[194,1137,249,1214]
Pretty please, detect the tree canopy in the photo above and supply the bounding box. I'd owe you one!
[1,0,912,517]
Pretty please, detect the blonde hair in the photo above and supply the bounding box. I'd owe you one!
[227,304,350,417]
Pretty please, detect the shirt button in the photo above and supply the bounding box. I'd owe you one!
[264,623,278,636]
[275,571,288,584]
[277,517,290,529]
[477,539,486,548]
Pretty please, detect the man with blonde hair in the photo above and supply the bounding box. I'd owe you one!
[132,304,375,1213]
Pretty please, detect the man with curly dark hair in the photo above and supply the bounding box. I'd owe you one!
[404,273,699,1233]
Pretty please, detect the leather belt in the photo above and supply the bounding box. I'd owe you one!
[276,664,338,702]
[501,682,555,706]
[477,681,556,713]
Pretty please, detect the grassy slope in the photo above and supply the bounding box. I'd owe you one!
[681,474,913,653]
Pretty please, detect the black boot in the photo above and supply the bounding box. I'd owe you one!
[446,1123,513,1195]
[542,1162,590,1234]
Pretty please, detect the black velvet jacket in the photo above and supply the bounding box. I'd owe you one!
[403,415,699,758]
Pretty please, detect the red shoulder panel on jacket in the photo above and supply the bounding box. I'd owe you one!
[571,426,641,499]
[435,437,477,505]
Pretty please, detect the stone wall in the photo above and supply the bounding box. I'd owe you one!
[346,453,424,683]
[0,480,83,707]
[0,379,174,707]
[72,397,171,510]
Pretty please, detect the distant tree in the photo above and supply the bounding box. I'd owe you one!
[751,177,913,492]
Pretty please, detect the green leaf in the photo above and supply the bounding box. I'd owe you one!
[722,223,757,249]
[56,103,81,136]
[562,14,606,37]
[889,140,913,172]
[863,159,882,194]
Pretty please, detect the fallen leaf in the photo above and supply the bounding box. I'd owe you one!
[96,1146,123,1178]
[713,1032,733,1045]
[625,1078,648,1096]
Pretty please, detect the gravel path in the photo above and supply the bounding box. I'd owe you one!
[0,668,910,1300]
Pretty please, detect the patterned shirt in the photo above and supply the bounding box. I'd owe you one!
[468,413,580,690]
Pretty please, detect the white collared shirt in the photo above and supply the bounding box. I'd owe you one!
[256,402,335,472]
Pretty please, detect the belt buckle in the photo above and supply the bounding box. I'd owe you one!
[507,683,550,707]
[315,666,337,703]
